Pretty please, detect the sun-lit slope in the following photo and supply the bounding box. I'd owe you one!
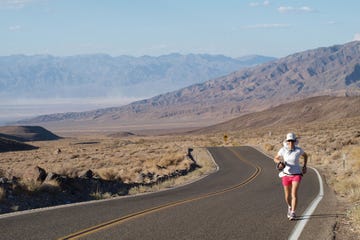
[191,96,360,134]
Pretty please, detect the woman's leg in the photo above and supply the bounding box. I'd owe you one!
[291,181,300,212]
[283,185,292,208]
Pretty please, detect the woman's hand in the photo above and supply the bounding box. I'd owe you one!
[277,161,286,171]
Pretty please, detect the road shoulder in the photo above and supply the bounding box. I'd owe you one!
[299,172,342,240]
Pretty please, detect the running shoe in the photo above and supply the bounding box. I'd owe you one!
[287,206,291,218]
[288,211,296,221]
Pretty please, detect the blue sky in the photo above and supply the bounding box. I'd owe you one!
[1,0,360,58]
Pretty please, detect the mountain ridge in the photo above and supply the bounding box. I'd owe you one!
[0,53,275,99]
[16,41,360,128]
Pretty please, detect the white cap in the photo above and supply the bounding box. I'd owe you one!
[286,133,297,141]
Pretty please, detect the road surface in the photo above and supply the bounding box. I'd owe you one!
[0,146,324,239]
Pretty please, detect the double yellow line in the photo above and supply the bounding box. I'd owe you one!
[59,148,262,240]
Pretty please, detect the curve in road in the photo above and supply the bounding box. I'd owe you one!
[0,146,321,240]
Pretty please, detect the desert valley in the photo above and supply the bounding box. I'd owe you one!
[1,41,360,239]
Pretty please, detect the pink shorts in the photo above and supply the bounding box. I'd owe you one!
[282,175,302,186]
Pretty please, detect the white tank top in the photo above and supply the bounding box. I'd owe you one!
[277,146,304,175]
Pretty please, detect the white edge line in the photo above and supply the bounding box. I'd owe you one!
[288,167,324,240]
[247,145,325,240]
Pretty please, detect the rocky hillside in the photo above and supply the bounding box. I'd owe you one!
[192,96,360,134]
[18,41,360,126]
[0,53,275,99]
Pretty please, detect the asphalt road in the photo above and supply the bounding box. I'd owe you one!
[0,146,321,240]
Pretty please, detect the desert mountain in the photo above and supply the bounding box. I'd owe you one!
[0,53,275,99]
[192,96,360,134]
[0,126,61,142]
[18,41,360,128]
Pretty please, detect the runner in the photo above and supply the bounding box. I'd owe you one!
[274,133,308,220]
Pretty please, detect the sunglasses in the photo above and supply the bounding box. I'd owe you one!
[287,140,295,142]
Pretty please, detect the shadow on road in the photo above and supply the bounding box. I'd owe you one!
[295,213,345,221]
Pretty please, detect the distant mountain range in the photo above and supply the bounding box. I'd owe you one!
[16,41,360,129]
[0,53,275,99]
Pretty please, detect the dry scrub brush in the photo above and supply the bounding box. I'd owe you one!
[128,147,217,195]
[0,135,204,185]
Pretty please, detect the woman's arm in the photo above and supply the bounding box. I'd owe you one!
[302,152,308,174]
[274,154,283,164]
[274,154,285,170]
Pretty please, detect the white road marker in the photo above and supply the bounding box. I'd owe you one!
[288,167,324,240]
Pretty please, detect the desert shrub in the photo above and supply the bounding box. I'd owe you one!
[157,153,184,168]
[120,175,132,184]
[96,168,121,181]
[341,146,360,202]
[133,173,144,183]
[332,171,360,202]
[54,164,80,178]
[264,143,274,152]
[90,187,113,200]
[19,179,42,193]
[118,166,143,183]
[349,146,360,171]
[128,185,155,195]
[348,204,360,233]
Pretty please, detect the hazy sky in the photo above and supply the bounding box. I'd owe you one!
[1,0,359,58]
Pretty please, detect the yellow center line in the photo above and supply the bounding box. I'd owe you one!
[59,148,262,240]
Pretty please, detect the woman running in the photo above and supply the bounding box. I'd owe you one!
[274,133,308,220]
